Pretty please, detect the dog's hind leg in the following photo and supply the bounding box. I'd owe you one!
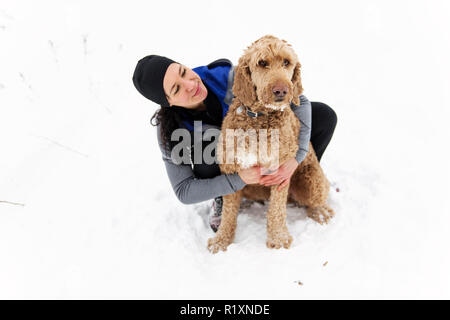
[266,185,293,249]
[207,190,243,253]
[289,153,334,224]
[306,205,335,225]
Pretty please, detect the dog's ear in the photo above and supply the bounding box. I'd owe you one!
[232,56,257,106]
[291,62,304,106]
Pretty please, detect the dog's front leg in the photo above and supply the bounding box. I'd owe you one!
[207,190,243,253]
[266,185,293,249]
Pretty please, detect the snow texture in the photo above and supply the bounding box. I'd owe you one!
[1,0,450,299]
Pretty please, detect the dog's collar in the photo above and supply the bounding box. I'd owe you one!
[245,106,266,118]
[236,105,266,118]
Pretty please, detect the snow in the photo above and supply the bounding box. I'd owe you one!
[1,0,450,299]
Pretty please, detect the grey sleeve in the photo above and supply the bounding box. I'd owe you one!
[156,126,246,204]
[290,95,312,163]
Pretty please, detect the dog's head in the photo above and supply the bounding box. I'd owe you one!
[232,35,303,110]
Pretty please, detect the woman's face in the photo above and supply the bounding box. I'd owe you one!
[163,63,208,109]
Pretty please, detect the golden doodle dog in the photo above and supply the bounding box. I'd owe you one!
[207,35,334,253]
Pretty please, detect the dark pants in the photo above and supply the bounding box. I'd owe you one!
[309,102,337,162]
[193,102,337,179]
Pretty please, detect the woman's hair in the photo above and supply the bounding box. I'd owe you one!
[150,106,184,152]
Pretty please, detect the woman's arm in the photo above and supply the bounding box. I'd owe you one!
[156,126,246,204]
[290,95,312,164]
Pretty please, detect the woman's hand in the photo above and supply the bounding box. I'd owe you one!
[238,165,263,185]
[259,158,299,191]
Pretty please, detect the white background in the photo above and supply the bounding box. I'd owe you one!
[1,0,449,299]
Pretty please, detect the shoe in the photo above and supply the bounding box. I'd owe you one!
[209,196,223,232]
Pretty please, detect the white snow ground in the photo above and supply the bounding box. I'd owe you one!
[1,0,450,299]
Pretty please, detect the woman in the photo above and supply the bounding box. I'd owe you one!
[132,55,337,232]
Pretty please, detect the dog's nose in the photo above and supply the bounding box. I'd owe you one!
[272,84,288,99]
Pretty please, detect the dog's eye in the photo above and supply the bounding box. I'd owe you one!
[258,60,268,67]
[283,59,290,67]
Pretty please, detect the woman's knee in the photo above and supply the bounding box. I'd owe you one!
[312,102,337,131]
[325,104,337,129]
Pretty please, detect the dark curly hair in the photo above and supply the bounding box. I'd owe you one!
[150,106,185,152]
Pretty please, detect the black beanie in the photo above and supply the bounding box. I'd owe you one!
[132,55,177,108]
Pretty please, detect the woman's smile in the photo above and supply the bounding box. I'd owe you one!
[193,82,201,97]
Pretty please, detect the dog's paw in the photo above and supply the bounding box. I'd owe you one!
[266,230,293,249]
[207,235,232,254]
[307,205,335,225]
